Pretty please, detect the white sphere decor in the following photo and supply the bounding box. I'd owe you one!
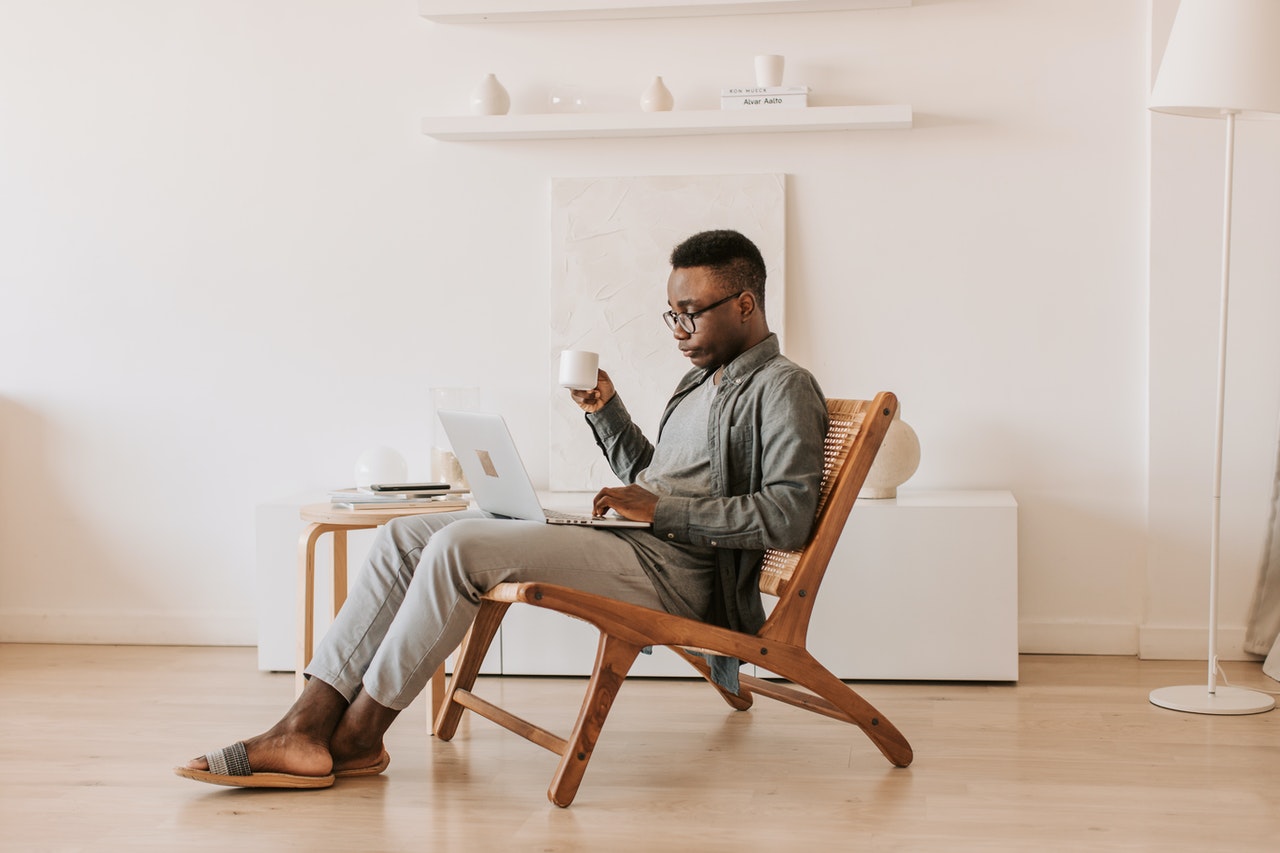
[354,446,408,489]
[860,410,920,499]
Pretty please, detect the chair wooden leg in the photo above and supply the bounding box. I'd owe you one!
[429,663,446,736]
[434,598,509,741]
[673,647,754,711]
[548,632,643,808]
[772,652,914,768]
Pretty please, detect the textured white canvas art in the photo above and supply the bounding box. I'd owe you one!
[549,174,786,492]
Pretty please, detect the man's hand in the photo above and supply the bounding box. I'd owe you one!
[571,369,616,414]
[592,485,659,523]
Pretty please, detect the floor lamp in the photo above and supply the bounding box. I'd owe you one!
[1148,0,1280,715]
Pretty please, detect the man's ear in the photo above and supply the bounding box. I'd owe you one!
[739,290,757,321]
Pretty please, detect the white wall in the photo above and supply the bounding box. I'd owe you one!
[0,0,1229,660]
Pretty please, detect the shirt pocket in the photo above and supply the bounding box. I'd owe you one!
[726,422,757,494]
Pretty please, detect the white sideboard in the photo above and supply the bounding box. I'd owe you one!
[257,489,1017,681]
[775,489,1018,681]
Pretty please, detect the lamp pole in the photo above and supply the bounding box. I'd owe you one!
[1148,108,1273,715]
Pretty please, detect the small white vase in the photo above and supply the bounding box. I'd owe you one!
[860,410,920,499]
[640,76,674,112]
[470,73,510,116]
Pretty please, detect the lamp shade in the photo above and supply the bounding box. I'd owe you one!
[1150,0,1280,120]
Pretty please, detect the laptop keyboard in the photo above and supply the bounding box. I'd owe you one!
[543,509,595,523]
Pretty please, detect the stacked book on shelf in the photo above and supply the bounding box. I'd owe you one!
[720,86,810,110]
[329,483,470,512]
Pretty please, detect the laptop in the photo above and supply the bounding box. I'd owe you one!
[437,410,651,529]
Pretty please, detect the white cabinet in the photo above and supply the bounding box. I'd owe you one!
[779,490,1019,681]
[257,489,1017,681]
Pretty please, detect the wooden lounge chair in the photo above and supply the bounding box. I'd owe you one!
[434,392,914,806]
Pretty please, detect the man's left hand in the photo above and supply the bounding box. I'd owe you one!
[592,485,659,523]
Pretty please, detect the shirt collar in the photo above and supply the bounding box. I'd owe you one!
[720,333,780,383]
[677,333,781,394]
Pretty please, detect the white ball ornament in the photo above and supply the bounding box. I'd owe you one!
[860,411,920,500]
[354,446,408,489]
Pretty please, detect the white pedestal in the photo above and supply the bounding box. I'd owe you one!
[256,494,326,672]
[794,489,1018,680]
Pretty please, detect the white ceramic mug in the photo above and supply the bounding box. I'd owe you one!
[558,350,600,391]
[755,54,785,88]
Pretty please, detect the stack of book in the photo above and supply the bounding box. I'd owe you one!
[328,484,470,512]
[720,86,810,110]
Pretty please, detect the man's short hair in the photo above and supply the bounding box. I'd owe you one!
[670,230,767,305]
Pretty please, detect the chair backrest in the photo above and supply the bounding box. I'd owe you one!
[757,393,897,646]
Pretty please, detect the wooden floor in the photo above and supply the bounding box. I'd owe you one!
[1,645,1278,852]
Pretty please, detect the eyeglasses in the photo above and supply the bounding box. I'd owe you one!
[661,290,744,334]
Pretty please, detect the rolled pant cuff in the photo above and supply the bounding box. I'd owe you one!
[302,664,364,704]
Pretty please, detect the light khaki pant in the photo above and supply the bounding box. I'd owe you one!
[305,510,663,710]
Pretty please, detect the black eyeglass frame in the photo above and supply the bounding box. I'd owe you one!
[661,290,746,334]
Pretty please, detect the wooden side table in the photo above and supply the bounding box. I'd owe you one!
[297,502,462,733]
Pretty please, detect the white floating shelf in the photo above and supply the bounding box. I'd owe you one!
[421,105,912,141]
[420,0,910,23]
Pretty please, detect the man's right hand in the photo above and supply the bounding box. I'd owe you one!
[571,369,616,413]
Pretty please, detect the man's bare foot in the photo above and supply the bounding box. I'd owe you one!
[328,690,399,774]
[181,730,333,778]
[331,746,389,775]
[328,721,388,774]
[176,678,353,786]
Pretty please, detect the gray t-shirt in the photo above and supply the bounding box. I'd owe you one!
[614,376,718,620]
[634,375,715,499]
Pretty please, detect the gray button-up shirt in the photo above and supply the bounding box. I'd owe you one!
[586,334,827,634]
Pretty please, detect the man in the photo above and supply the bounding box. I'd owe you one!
[176,229,827,789]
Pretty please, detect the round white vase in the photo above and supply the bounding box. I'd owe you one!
[860,410,920,499]
[640,76,674,112]
[470,73,510,116]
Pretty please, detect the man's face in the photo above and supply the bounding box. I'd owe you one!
[665,266,749,371]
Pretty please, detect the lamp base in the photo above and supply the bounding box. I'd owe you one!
[1149,684,1275,715]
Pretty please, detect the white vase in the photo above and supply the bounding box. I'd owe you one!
[860,410,920,499]
[640,76,674,112]
[470,73,510,116]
